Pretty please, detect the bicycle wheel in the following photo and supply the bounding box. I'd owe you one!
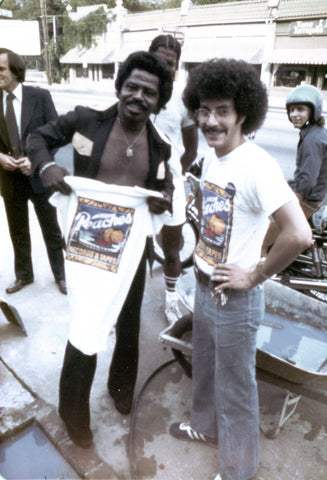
[151,220,198,269]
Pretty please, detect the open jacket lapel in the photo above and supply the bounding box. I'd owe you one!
[21,85,35,143]
[90,107,117,171]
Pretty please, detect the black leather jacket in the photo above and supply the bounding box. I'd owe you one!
[27,102,174,199]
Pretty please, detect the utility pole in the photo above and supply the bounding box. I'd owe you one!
[40,0,52,85]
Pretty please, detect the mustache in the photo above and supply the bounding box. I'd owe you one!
[202,126,224,134]
[126,99,147,111]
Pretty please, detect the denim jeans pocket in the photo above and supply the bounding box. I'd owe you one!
[195,282,209,310]
[246,284,264,329]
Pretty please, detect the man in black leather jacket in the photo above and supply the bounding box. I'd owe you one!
[27,51,174,448]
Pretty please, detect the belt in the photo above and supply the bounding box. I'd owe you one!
[194,265,211,287]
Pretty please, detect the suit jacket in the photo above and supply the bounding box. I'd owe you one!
[0,85,58,199]
[27,102,174,198]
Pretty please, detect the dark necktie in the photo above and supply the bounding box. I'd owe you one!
[6,92,22,159]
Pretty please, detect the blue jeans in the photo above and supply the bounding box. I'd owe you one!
[191,282,264,480]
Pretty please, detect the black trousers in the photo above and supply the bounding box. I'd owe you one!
[3,187,65,282]
[108,247,147,398]
[59,249,147,428]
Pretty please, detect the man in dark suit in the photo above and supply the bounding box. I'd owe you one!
[27,51,174,448]
[0,48,66,294]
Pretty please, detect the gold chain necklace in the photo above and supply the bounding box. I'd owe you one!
[117,117,146,157]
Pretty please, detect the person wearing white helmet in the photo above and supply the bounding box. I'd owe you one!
[262,84,327,255]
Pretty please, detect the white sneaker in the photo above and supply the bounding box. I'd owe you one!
[213,475,222,480]
[165,292,183,325]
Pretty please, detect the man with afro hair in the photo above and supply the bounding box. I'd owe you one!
[27,51,174,448]
[169,58,312,480]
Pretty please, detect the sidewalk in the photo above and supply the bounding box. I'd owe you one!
[1,193,327,479]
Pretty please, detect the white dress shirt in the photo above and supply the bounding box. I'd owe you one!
[2,83,23,137]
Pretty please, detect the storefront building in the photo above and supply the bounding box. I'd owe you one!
[269,16,327,89]
[60,0,327,90]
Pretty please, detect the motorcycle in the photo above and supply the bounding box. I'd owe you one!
[273,204,327,302]
[151,168,327,303]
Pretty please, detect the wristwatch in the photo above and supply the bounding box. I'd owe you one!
[256,260,271,280]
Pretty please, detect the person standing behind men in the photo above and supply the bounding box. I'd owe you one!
[27,51,174,448]
[0,48,66,294]
[149,34,198,324]
[262,84,327,255]
[169,59,312,480]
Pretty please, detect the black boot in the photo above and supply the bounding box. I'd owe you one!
[59,341,97,448]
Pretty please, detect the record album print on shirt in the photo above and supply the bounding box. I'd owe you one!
[66,196,134,272]
[195,180,236,266]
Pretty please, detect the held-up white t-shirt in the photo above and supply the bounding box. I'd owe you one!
[51,176,167,355]
[195,141,296,275]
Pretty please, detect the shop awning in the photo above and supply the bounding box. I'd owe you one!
[117,42,150,62]
[265,49,327,65]
[60,44,114,65]
[181,37,264,64]
[60,46,86,64]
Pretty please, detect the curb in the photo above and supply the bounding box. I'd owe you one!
[0,359,119,480]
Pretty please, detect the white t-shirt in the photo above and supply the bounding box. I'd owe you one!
[50,176,166,355]
[195,141,296,275]
[152,86,194,178]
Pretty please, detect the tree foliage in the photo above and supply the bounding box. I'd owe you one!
[4,0,112,82]
[123,0,154,12]
[122,0,242,13]
[4,0,244,81]
[193,0,243,4]
[2,0,21,14]
[63,7,109,50]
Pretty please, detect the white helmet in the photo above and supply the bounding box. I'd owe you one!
[286,84,323,122]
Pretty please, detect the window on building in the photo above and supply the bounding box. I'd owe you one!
[76,64,87,78]
[275,66,306,87]
[103,64,115,79]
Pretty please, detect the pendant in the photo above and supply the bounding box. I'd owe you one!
[126,146,133,157]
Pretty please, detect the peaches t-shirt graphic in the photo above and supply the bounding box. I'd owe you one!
[196,180,236,266]
[50,176,166,355]
[66,196,134,273]
[194,142,296,276]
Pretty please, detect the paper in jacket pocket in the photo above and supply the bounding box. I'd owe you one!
[72,132,94,156]
[156,161,166,180]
